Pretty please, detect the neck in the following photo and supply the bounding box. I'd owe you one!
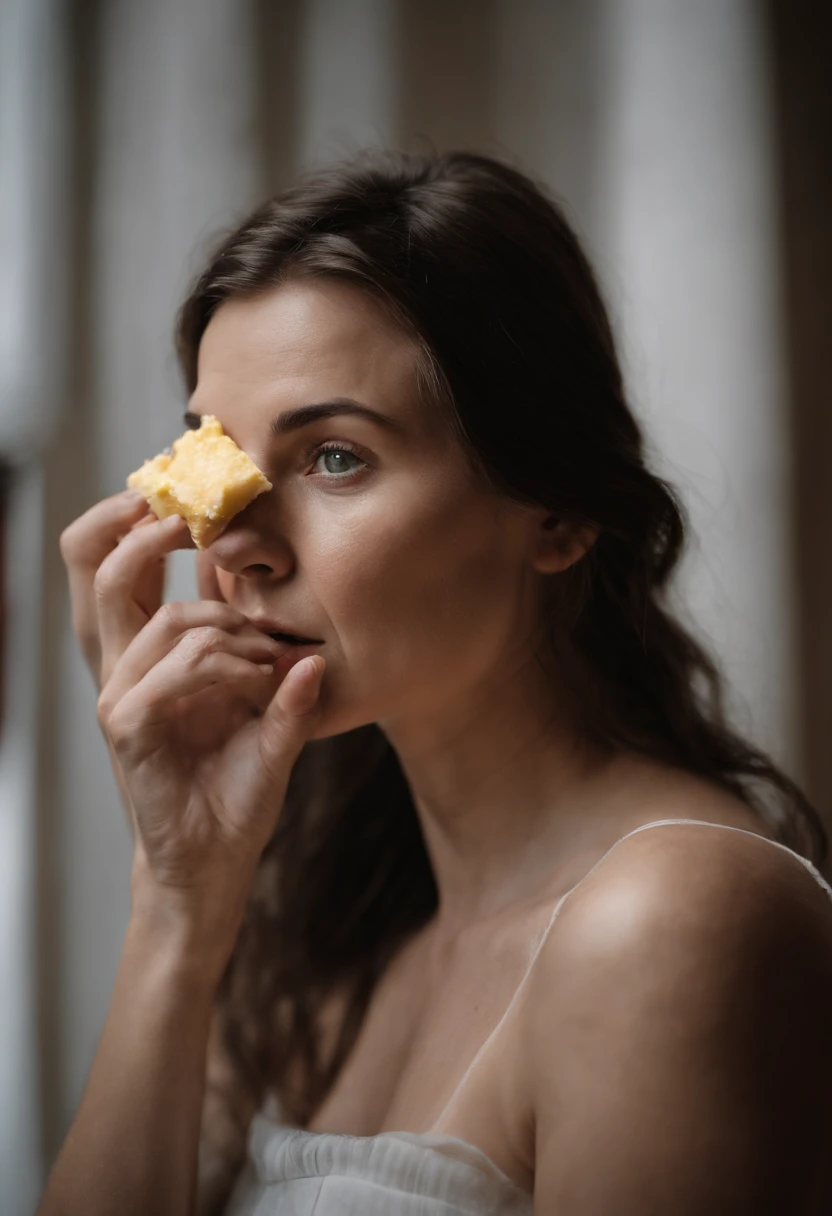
[379,651,615,936]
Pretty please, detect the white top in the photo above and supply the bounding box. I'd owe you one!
[224,818,832,1214]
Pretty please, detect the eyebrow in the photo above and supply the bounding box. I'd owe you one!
[268,398,405,438]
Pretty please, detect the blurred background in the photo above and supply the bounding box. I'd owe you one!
[1,0,830,1209]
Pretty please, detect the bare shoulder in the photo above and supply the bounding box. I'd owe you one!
[524,821,832,1214]
[530,816,832,1028]
[530,816,832,1023]
[579,816,832,938]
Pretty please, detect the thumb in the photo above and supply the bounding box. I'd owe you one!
[258,654,326,769]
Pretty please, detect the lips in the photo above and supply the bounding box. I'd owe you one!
[247,619,324,645]
[268,631,319,646]
[270,637,321,659]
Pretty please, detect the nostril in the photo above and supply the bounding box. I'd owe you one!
[245,564,272,575]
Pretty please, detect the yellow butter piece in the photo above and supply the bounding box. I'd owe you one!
[127,415,272,549]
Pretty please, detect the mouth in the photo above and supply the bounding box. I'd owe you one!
[267,631,322,646]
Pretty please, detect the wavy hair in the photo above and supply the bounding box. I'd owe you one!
[173,148,827,1187]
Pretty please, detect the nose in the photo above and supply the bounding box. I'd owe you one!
[204,499,293,581]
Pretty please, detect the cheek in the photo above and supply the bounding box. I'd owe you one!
[317,496,521,675]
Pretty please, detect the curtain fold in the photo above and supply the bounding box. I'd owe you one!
[0,0,70,1209]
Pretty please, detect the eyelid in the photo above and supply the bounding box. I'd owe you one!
[306,439,371,482]
[302,437,368,460]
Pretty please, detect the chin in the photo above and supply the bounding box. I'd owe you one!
[303,691,386,743]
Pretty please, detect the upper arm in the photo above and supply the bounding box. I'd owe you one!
[526,827,832,1215]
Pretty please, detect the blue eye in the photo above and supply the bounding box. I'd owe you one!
[310,442,368,482]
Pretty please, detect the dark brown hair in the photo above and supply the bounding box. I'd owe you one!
[174,148,827,1180]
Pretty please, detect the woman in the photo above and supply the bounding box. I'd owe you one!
[42,150,832,1215]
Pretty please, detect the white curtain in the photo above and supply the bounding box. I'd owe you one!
[591,0,795,768]
[0,0,69,1208]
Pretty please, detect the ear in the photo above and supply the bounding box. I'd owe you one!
[531,513,599,576]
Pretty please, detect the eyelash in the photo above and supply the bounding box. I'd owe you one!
[305,440,369,483]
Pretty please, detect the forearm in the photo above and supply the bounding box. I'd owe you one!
[36,916,225,1216]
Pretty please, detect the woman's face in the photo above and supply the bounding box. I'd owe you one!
[193,278,548,740]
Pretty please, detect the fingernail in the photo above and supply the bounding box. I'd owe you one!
[292,655,324,713]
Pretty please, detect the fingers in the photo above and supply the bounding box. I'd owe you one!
[257,654,326,772]
[196,553,225,603]
[60,490,150,570]
[101,602,278,710]
[94,513,195,671]
[103,629,282,750]
[60,491,152,676]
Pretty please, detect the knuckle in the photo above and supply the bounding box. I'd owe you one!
[107,710,131,750]
[59,521,93,567]
[158,601,185,630]
[96,691,113,731]
[104,697,143,752]
[92,565,115,602]
[58,525,79,562]
[156,601,243,635]
[215,601,243,623]
[197,601,241,630]
[180,625,224,662]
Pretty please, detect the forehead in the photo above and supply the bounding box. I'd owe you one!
[195,278,426,419]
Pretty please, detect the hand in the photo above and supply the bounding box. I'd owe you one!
[59,492,231,839]
[60,493,205,839]
[96,589,325,946]
[59,490,196,692]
